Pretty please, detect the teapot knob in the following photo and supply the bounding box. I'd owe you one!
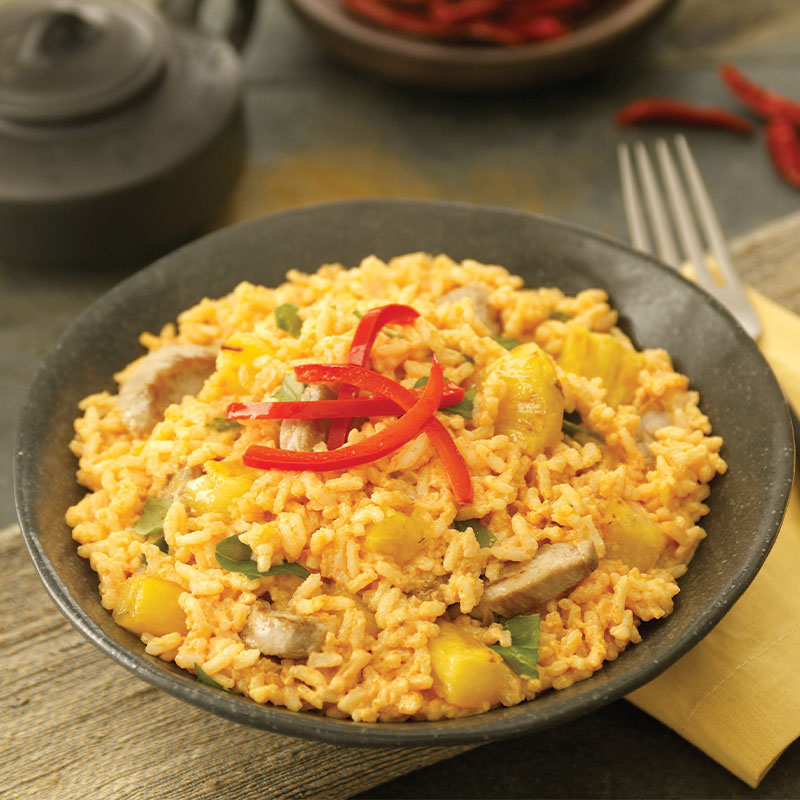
[159,0,256,49]
[14,7,101,68]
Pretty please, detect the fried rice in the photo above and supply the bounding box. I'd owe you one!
[65,252,726,721]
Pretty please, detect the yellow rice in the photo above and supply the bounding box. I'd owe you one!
[66,252,726,721]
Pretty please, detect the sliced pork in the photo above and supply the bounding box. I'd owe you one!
[241,604,326,660]
[476,540,598,619]
[118,343,217,435]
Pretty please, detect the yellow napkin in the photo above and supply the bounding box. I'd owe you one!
[628,288,800,788]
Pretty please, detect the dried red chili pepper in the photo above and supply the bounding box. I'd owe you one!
[765,115,800,190]
[720,63,800,127]
[343,0,606,45]
[296,362,474,503]
[227,382,466,420]
[517,15,570,39]
[616,98,753,135]
[327,303,419,450]
[430,0,504,24]
[243,358,443,473]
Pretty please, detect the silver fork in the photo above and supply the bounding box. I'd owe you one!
[618,135,800,453]
[617,135,761,339]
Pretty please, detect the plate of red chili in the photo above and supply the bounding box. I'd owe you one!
[285,0,675,91]
[16,198,794,745]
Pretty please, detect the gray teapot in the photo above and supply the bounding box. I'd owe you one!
[0,0,256,267]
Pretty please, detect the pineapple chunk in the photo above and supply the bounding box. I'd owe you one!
[183,460,258,516]
[430,621,507,708]
[491,342,564,454]
[219,332,271,369]
[113,574,187,636]
[558,328,643,408]
[602,498,667,572]
[363,512,423,564]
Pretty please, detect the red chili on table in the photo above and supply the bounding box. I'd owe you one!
[296,362,474,503]
[327,303,419,450]
[720,63,800,127]
[616,97,753,135]
[765,115,800,190]
[227,381,466,420]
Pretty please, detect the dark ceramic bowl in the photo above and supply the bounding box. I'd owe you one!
[15,199,794,746]
[284,0,675,91]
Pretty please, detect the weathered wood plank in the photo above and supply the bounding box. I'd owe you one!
[0,524,470,800]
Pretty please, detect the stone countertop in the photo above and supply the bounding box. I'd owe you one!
[2,0,800,797]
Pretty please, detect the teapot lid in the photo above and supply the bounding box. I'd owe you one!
[0,0,170,123]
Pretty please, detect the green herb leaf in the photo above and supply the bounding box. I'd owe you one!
[489,614,540,679]
[206,417,242,432]
[454,518,496,548]
[548,310,573,322]
[274,303,303,337]
[194,662,230,692]
[273,374,306,402]
[414,377,475,419]
[353,309,364,319]
[215,534,310,580]
[461,353,475,364]
[562,419,604,442]
[132,497,171,537]
[442,386,476,420]
[215,534,262,578]
[262,562,311,579]
[493,337,522,351]
[140,553,147,566]
[152,536,169,554]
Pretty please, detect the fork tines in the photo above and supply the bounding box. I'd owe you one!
[618,135,761,339]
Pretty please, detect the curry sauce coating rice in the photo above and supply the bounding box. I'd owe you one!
[66,253,726,722]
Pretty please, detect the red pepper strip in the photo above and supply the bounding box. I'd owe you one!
[297,363,473,503]
[327,303,419,450]
[244,358,444,473]
[765,116,800,190]
[720,63,800,127]
[228,382,465,420]
[616,98,753,135]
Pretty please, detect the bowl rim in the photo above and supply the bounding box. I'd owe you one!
[285,0,674,65]
[15,198,795,746]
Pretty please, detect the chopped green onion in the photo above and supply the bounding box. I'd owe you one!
[381,328,406,339]
[274,303,303,337]
[206,417,242,432]
[548,310,573,322]
[489,614,540,678]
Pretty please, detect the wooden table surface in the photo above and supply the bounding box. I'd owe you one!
[2,0,800,797]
